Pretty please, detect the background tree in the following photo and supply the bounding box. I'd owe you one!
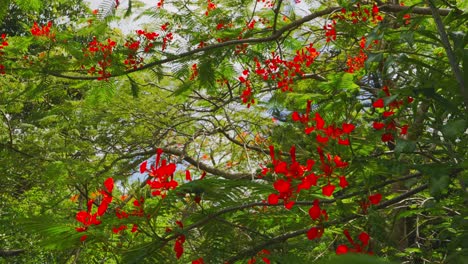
[0,0,466,263]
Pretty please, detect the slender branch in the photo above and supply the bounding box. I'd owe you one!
[426,0,467,108]
[225,183,429,263]
[0,249,26,257]
[379,4,458,16]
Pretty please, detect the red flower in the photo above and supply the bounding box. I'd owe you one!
[316,134,329,144]
[308,199,321,220]
[185,170,192,181]
[174,235,185,259]
[381,133,394,142]
[80,235,88,242]
[400,124,409,135]
[358,232,370,246]
[322,184,336,196]
[291,111,300,121]
[383,111,395,117]
[268,193,279,204]
[336,244,348,254]
[368,193,382,205]
[273,179,291,193]
[342,123,355,133]
[338,138,350,145]
[373,121,385,130]
[333,155,348,168]
[339,176,348,188]
[103,177,114,193]
[372,98,384,108]
[307,226,324,240]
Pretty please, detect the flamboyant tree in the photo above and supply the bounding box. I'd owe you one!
[0,0,466,263]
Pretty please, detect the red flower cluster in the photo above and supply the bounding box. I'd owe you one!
[140,148,179,198]
[30,21,54,37]
[252,44,319,92]
[173,221,185,259]
[360,193,382,214]
[307,199,328,240]
[333,3,383,24]
[205,0,217,16]
[238,44,319,106]
[336,229,373,255]
[324,20,337,42]
[189,63,198,80]
[371,86,413,142]
[292,100,355,146]
[346,36,377,73]
[82,37,117,80]
[75,177,114,241]
[400,2,411,25]
[239,70,255,108]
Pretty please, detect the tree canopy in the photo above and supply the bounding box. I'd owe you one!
[0,0,466,263]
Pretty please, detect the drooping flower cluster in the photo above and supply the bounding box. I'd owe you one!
[238,44,319,106]
[371,85,414,143]
[292,100,355,146]
[173,221,185,259]
[82,37,117,80]
[30,21,54,38]
[140,148,179,198]
[75,177,114,241]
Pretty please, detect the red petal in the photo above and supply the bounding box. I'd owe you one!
[383,111,394,117]
[268,193,279,204]
[336,244,348,254]
[381,133,394,142]
[339,176,349,188]
[372,121,385,130]
[314,113,325,129]
[342,123,355,133]
[307,227,319,240]
[368,193,382,205]
[338,138,350,145]
[273,179,291,193]
[185,170,192,181]
[372,98,384,108]
[80,235,88,242]
[284,201,295,210]
[290,145,296,162]
[305,126,315,134]
[140,160,148,173]
[358,232,370,246]
[291,111,301,121]
[316,134,329,144]
[322,184,336,197]
[103,177,114,193]
[308,199,321,220]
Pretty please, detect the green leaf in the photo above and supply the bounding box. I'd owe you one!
[0,0,10,23]
[394,138,416,157]
[15,0,42,11]
[442,119,467,140]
